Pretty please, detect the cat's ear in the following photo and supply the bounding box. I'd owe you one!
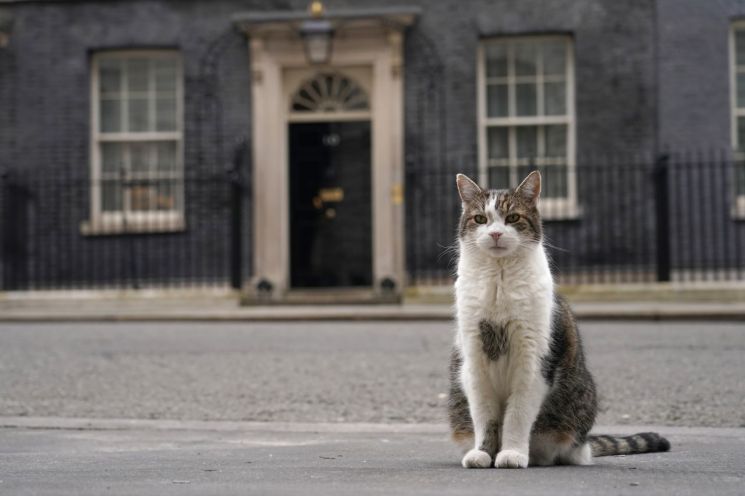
[456,174,483,203]
[516,170,541,206]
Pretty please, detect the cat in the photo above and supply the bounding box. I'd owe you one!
[448,171,670,468]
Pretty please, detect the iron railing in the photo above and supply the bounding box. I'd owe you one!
[405,152,745,286]
[0,168,247,291]
[1,152,744,291]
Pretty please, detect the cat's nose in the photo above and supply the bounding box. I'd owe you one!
[489,231,502,241]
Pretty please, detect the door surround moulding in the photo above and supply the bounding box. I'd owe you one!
[236,9,416,302]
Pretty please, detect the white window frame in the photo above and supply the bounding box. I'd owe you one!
[83,50,185,235]
[477,35,578,220]
[729,22,745,219]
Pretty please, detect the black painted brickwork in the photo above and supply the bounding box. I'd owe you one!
[1,0,741,287]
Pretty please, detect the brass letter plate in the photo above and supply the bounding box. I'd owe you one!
[319,187,344,203]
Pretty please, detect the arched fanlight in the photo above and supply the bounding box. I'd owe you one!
[291,72,369,112]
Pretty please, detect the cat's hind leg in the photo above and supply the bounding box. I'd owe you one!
[452,430,474,454]
[529,432,593,466]
[559,442,593,466]
[528,432,565,466]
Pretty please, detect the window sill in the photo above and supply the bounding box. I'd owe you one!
[80,215,185,236]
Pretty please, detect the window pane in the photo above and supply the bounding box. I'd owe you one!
[130,142,152,174]
[126,58,149,94]
[737,160,745,196]
[544,81,566,115]
[737,74,745,109]
[101,143,124,175]
[487,84,508,117]
[487,127,509,160]
[156,97,177,131]
[516,126,538,159]
[156,142,177,173]
[545,125,567,158]
[156,180,177,210]
[100,100,121,132]
[101,180,122,212]
[99,59,122,95]
[737,30,745,66]
[155,59,177,93]
[540,165,568,198]
[542,41,566,76]
[738,117,745,149]
[485,44,508,78]
[514,41,538,77]
[128,98,149,132]
[488,166,510,189]
[130,184,156,211]
[516,83,537,116]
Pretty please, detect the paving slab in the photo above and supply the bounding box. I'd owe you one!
[0,419,743,496]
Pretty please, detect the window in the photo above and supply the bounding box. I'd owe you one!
[730,25,745,217]
[478,36,577,218]
[86,51,183,233]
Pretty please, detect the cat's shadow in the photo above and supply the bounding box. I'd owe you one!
[426,461,610,470]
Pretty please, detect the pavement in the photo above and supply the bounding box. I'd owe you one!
[1,418,744,495]
[1,320,744,494]
[1,295,745,320]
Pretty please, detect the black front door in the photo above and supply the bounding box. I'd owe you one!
[289,121,372,288]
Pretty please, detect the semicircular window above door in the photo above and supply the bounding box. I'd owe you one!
[290,72,370,113]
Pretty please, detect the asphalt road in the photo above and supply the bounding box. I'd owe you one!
[0,320,743,427]
[1,421,743,496]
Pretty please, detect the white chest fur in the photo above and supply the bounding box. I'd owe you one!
[455,243,554,330]
[454,243,554,398]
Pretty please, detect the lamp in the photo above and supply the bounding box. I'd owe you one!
[0,10,13,48]
[299,1,333,65]
[300,19,333,65]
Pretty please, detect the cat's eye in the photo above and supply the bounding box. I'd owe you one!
[505,213,520,223]
[473,214,487,224]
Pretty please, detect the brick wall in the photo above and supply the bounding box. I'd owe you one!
[0,0,666,288]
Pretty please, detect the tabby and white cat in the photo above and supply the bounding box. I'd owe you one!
[449,171,670,468]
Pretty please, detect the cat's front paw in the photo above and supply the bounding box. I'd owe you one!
[461,449,492,468]
[495,449,528,468]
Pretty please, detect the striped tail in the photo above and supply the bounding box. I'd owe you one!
[589,432,671,457]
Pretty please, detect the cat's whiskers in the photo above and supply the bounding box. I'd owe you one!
[540,235,569,253]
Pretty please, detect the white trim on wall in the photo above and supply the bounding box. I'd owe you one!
[83,50,185,235]
[246,29,406,299]
[729,22,745,219]
[477,35,578,220]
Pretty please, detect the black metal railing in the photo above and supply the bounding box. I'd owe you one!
[1,151,744,291]
[405,152,745,286]
[0,168,247,291]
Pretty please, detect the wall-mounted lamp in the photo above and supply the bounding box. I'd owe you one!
[0,10,13,48]
[299,1,334,65]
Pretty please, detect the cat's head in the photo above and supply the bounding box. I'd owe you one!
[455,171,543,258]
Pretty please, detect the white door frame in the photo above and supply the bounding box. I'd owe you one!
[244,24,407,300]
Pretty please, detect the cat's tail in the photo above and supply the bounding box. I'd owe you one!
[589,432,670,457]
